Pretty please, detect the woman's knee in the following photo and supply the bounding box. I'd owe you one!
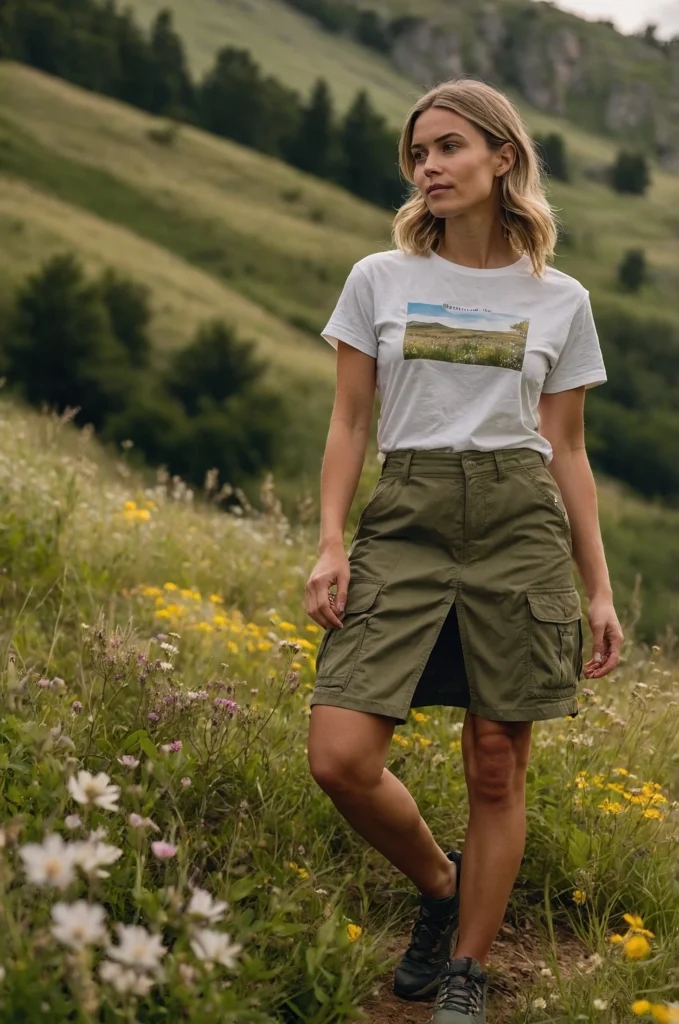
[307,705,393,793]
[463,718,532,802]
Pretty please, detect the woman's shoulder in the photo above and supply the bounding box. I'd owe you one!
[539,262,589,302]
[354,248,425,276]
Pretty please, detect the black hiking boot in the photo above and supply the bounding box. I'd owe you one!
[426,956,488,1022]
[393,849,462,1001]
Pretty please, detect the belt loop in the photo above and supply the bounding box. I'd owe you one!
[400,450,414,484]
[493,450,506,482]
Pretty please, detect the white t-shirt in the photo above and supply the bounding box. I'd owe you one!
[321,249,607,464]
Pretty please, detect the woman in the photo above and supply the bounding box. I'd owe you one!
[304,78,623,1024]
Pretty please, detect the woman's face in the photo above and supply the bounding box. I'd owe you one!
[410,106,514,217]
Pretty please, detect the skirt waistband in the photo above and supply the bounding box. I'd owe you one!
[381,447,547,483]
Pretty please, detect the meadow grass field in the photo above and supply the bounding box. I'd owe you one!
[0,399,676,1022]
[403,322,527,369]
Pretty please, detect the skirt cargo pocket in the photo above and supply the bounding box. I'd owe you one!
[314,578,385,689]
[526,587,582,696]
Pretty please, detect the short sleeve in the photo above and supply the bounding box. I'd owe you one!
[541,291,607,393]
[321,263,378,358]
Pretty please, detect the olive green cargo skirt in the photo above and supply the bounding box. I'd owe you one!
[309,447,584,725]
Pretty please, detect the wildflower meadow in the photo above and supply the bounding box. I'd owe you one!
[0,401,677,1023]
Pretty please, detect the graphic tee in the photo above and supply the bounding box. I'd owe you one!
[321,249,607,464]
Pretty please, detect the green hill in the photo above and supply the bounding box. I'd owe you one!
[1,62,679,637]
[129,0,679,159]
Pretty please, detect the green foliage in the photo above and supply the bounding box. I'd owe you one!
[198,46,301,158]
[4,253,131,429]
[534,131,569,182]
[286,78,337,178]
[165,319,266,415]
[617,249,647,293]
[336,90,403,208]
[97,267,152,368]
[611,150,651,195]
[0,0,406,212]
[3,255,288,495]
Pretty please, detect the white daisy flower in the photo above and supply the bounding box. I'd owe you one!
[186,887,229,924]
[159,643,179,656]
[99,960,156,995]
[71,839,123,878]
[67,770,120,811]
[593,999,608,1011]
[51,900,108,949]
[19,833,77,890]
[189,928,243,970]
[532,997,547,1009]
[107,923,167,972]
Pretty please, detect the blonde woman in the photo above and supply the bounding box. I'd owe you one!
[305,78,623,1023]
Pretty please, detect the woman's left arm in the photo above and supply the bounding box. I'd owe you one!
[538,386,624,679]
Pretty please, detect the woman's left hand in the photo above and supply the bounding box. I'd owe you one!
[584,595,624,679]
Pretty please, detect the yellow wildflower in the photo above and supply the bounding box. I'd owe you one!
[124,500,137,511]
[609,934,626,944]
[278,621,297,632]
[613,767,630,776]
[306,624,320,633]
[651,1006,670,1024]
[346,924,362,942]
[624,936,652,960]
[164,582,178,591]
[631,1001,651,1016]
[598,798,624,814]
[209,594,224,604]
[572,889,587,905]
[226,641,239,655]
[623,914,655,938]
[412,712,429,722]
[643,809,665,821]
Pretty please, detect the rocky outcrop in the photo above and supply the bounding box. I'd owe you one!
[385,3,679,160]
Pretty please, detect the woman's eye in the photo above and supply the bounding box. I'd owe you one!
[443,142,457,151]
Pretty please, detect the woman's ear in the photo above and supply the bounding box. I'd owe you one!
[496,142,516,177]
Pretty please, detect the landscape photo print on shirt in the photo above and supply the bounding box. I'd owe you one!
[403,302,530,371]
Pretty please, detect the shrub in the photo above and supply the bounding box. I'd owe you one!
[611,150,651,195]
[617,249,647,293]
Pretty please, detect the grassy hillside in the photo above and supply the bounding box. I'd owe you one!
[2,60,678,338]
[0,397,676,1021]
[0,62,394,499]
[3,62,679,640]
[130,0,423,126]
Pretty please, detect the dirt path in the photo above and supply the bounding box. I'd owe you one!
[352,920,588,1023]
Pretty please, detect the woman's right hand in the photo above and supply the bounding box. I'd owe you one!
[305,540,351,630]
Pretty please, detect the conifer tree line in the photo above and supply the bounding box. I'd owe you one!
[0,253,287,495]
[0,0,404,209]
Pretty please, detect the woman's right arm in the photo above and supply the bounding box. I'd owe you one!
[305,340,377,631]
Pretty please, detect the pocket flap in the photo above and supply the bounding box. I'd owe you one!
[527,588,581,623]
[344,578,385,614]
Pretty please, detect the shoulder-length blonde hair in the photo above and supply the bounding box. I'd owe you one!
[392,78,558,278]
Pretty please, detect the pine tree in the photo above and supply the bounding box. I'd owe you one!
[287,78,335,176]
[149,9,194,117]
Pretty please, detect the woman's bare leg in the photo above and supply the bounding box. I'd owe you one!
[308,705,457,899]
[452,711,533,965]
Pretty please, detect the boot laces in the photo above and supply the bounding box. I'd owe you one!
[437,962,485,1014]
[408,905,449,964]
